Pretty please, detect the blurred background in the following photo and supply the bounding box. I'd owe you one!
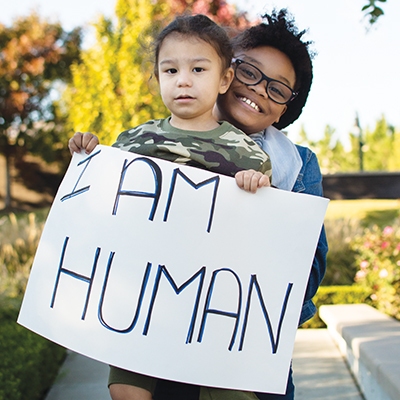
[0,2,399,399]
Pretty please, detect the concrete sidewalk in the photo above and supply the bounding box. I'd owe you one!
[45,329,363,400]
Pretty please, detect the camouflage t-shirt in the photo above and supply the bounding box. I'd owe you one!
[112,118,272,178]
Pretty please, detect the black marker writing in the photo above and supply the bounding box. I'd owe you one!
[164,168,220,233]
[61,150,101,202]
[113,157,162,220]
[50,236,100,320]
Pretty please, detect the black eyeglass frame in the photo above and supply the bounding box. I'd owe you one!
[232,58,298,105]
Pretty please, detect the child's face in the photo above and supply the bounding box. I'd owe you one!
[157,33,233,131]
[216,46,296,135]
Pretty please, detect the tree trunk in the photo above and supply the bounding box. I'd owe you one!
[1,140,13,211]
[4,149,12,210]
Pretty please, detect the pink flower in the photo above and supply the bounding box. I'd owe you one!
[356,270,366,280]
[360,260,369,269]
[381,241,389,249]
[383,226,394,235]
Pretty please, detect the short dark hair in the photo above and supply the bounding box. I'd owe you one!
[153,14,233,79]
[231,9,314,130]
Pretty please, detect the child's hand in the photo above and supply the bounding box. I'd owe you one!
[68,132,99,155]
[235,170,271,193]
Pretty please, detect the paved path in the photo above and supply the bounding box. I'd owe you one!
[45,329,364,400]
[293,329,363,400]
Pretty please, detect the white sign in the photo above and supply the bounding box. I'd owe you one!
[18,145,328,394]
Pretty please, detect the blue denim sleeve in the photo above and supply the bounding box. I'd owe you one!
[293,145,328,325]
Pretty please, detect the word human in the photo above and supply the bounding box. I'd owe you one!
[51,236,293,354]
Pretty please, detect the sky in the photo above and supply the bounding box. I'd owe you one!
[1,0,399,143]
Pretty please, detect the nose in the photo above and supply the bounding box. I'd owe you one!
[176,71,192,87]
[249,81,267,98]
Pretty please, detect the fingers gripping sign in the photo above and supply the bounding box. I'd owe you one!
[69,132,99,155]
[235,170,271,193]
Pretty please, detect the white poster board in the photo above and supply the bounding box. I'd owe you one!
[18,145,328,394]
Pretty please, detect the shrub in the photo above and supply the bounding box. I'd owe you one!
[323,218,363,285]
[0,296,66,400]
[301,285,371,328]
[351,221,400,320]
[0,210,64,399]
[0,212,46,297]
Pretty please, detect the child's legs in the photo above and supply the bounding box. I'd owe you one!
[200,386,259,400]
[109,384,152,400]
[108,366,157,400]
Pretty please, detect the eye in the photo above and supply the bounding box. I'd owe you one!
[193,67,205,73]
[241,66,257,80]
[268,83,287,100]
[166,68,178,74]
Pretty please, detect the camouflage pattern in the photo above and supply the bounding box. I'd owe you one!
[112,118,272,178]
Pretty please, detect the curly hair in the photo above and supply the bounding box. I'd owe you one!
[231,9,314,130]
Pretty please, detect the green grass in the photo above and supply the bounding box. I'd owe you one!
[326,199,400,227]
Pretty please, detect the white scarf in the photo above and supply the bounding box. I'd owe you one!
[249,126,302,191]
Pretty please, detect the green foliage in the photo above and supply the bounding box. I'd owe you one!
[351,221,400,320]
[0,13,82,209]
[306,125,359,174]
[64,0,251,145]
[302,116,400,173]
[301,285,371,328]
[0,296,66,400]
[362,0,387,24]
[64,0,169,145]
[362,118,396,171]
[323,218,363,285]
[0,210,64,399]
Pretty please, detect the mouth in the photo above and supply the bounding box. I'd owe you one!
[237,95,261,112]
[176,95,194,100]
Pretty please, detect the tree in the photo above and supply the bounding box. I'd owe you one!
[64,0,251,146]
[0,13,81,210]
[305,115,400,174]
[298,125,358,174]
[362,116,397,171]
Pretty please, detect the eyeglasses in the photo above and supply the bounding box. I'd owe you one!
[232,58,298,105]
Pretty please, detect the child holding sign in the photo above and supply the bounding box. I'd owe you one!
[70,13,271,400]
[71,9,328,400]
[70,15,272,194]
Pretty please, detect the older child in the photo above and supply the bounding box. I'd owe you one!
[70,13,272,400]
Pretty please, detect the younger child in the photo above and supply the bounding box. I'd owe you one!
[69,14,271,400]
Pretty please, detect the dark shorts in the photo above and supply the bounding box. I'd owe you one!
[108,366,158,395]
[108,365,294,400]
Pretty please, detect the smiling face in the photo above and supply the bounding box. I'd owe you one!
[157,33,233,131]
[215,46,296,134]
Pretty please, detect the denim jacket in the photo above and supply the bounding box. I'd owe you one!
[293,145,328,325]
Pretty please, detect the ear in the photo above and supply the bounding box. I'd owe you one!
[218,67,234,95]
[275,105,288,123]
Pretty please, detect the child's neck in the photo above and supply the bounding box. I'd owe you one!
[169,115,220,132]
